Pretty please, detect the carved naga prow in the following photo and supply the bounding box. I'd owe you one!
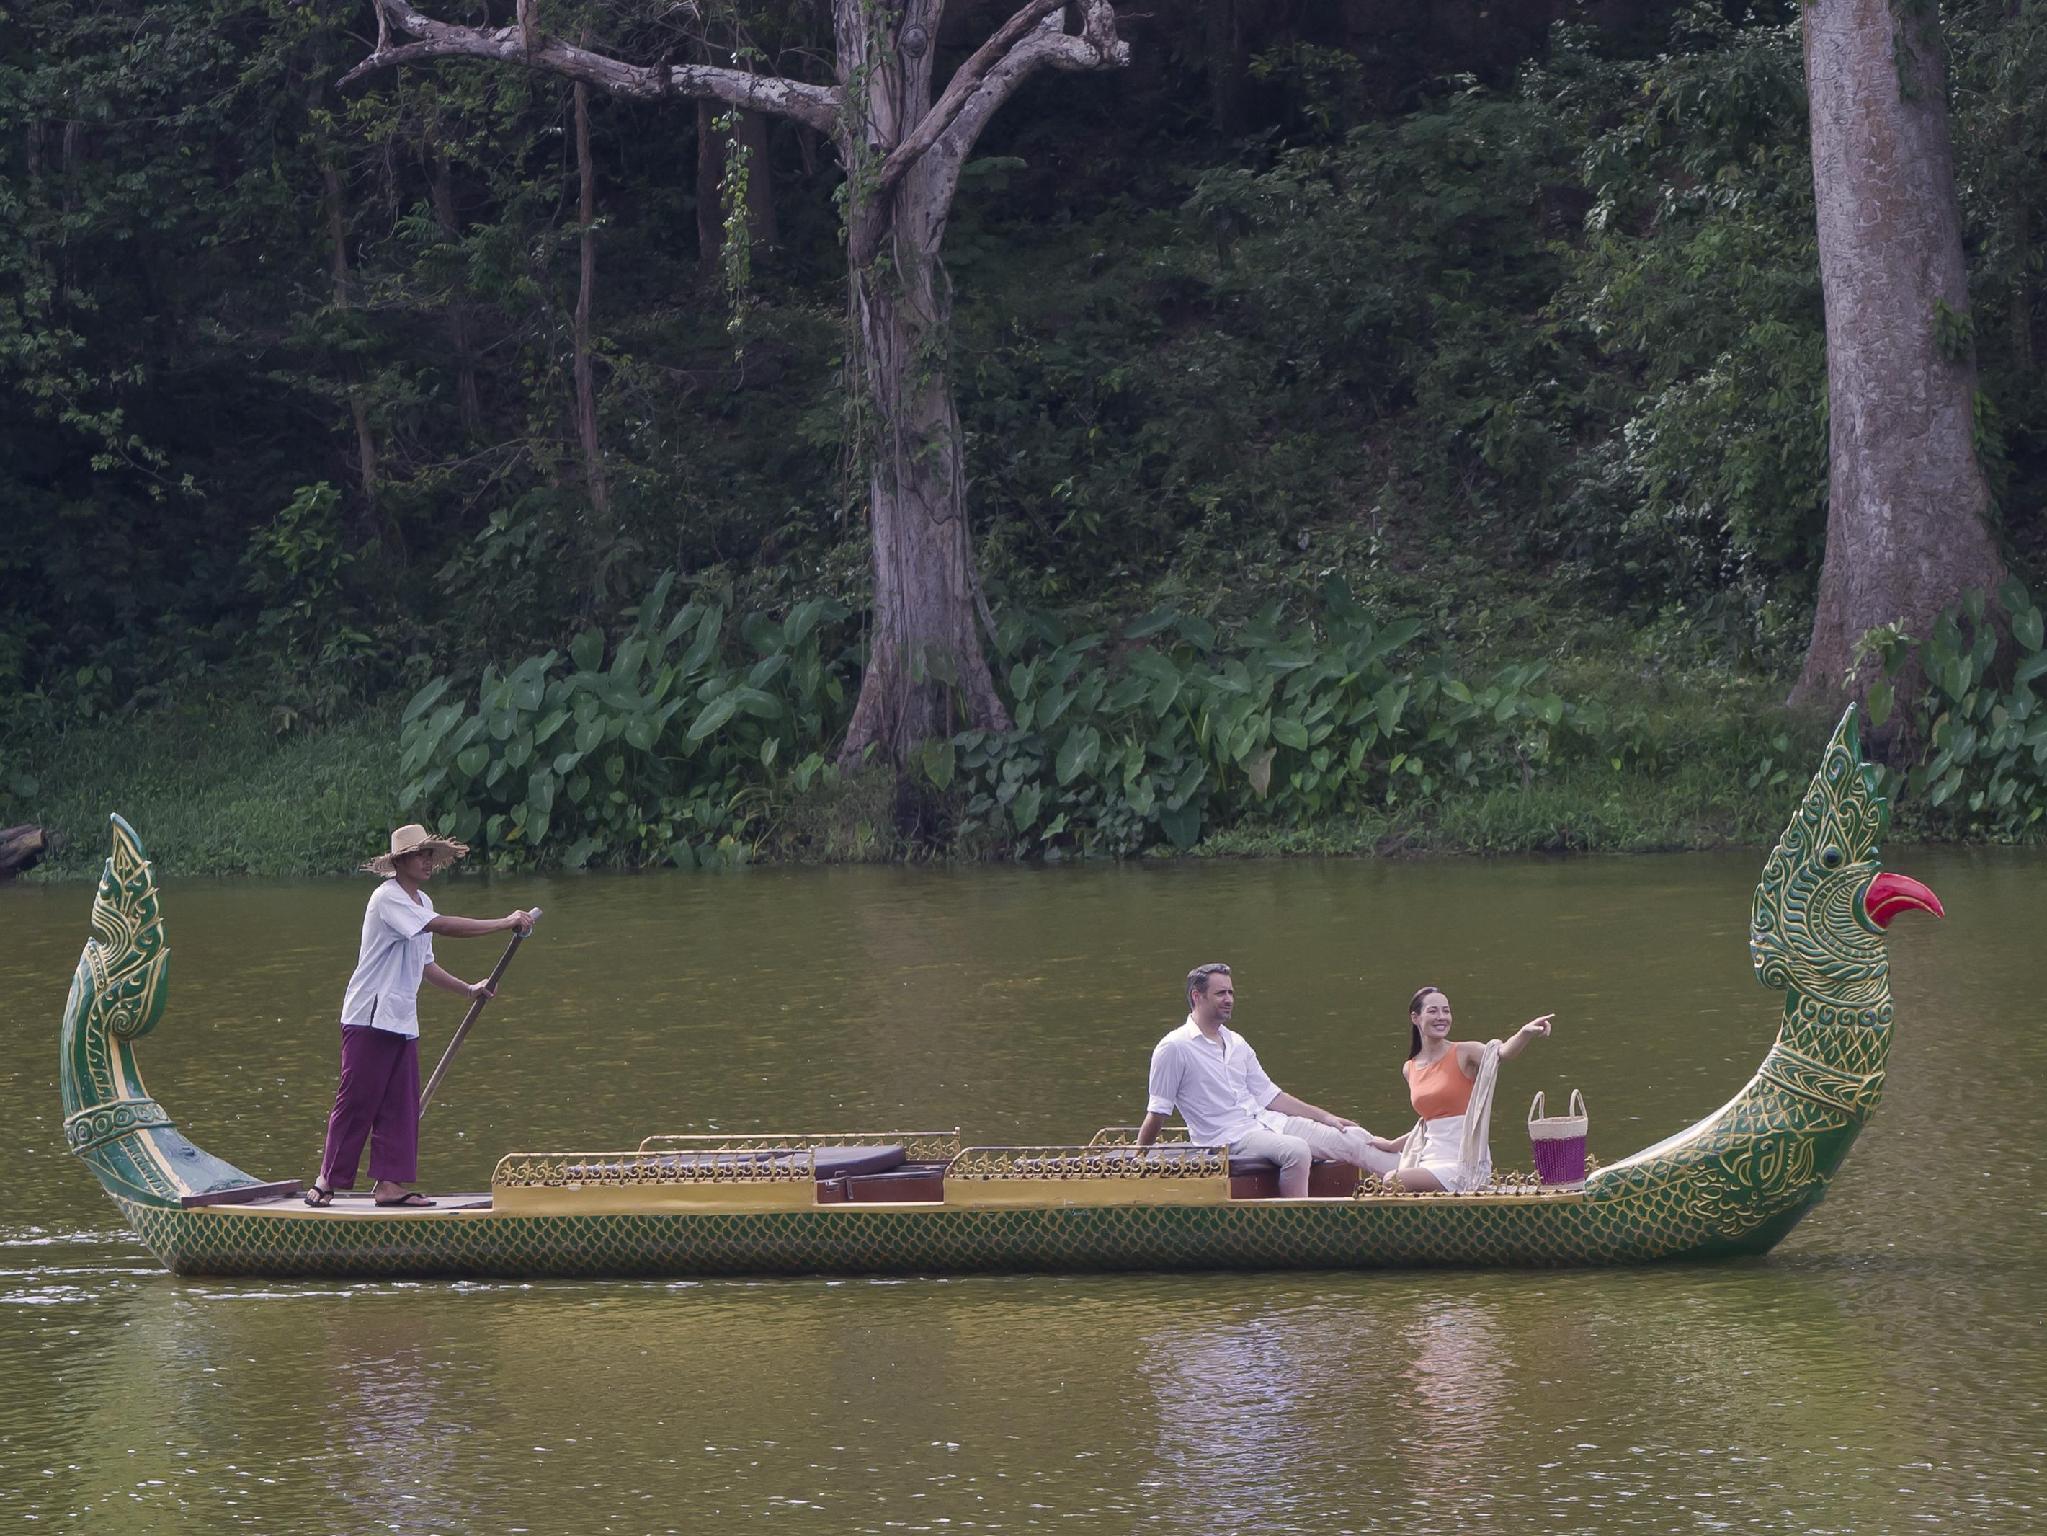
[1585,707,1943,1251]
[60,815,269,1209]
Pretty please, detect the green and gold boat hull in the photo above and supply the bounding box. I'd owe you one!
[60,709,1939,1280]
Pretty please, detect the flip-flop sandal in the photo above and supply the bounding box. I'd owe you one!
[373,1191,436,1208]
[303,1183,335,1207]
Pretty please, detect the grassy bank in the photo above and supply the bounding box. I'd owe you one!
[9,678,1822,881]
[10,705,402,880]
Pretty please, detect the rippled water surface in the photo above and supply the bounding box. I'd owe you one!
[2,847,2042,1533]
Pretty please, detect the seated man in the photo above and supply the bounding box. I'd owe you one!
[1135,962,1399,1196]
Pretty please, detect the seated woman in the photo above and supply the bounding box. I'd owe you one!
[1380,986,1555,1193]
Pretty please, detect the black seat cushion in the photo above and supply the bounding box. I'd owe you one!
[1226,1155,1344,1175]
[805,1145,906,1179]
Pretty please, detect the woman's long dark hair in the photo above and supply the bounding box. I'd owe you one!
[1407,986,1445,1059]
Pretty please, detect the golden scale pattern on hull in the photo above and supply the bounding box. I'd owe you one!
[125,1189,1780,1280]
[66,711,1919,1277]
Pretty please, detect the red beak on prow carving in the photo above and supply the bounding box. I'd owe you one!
[1864,872,1944,929]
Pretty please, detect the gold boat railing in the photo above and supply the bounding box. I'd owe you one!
[635,1130,962,1162]
[1086,1125,1191,1148]
[496,1130,963,1190]
[491,1129,1600,1195]
[949,1144,1228,1181]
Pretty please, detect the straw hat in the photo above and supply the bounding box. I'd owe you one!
[362,824,470,877]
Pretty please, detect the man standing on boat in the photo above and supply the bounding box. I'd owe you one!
[1134,962,1400,1196]
[303,826,533,1209]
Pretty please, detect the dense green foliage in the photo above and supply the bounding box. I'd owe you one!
[396,573,856,868]
[1867,580,2047,834]
[940,591,1579,859]
[8,1,2047,871]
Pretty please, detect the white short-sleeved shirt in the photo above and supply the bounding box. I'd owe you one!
[1145,1017,1286,1147]
[340,880,437,1037]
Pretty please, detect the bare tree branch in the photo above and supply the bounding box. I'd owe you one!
[343,0,841,136]
[940,2,1126,167]
[879,0,1126,192]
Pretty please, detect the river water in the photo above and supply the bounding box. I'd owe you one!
[2,847,2042,1533]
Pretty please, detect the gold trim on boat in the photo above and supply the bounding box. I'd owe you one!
[950,1145,1228,1179]
[942,1144,1231,1208]
[635,1130,964,1162]
[493,1149,808,1187]
[493,1180,821,1216]
[1086,1126,1192,1148]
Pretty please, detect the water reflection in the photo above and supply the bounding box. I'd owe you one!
[1395,1298,1511,1476]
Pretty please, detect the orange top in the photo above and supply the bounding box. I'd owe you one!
[1406,1047,1475,1120]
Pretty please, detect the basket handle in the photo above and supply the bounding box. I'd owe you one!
[1568,1088,1586,1119]
[1528,1090,1546,1124]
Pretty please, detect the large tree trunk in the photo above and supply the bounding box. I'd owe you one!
[840,170,1010,763]
[1790,0,2006,712]
[834,2,1011,765]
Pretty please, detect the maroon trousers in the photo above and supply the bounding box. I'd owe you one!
[318,1025,421,1188]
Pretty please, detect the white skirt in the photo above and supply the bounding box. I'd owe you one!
[1412,1113,1491,1193]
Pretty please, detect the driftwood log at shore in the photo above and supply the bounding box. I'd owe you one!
[0,824,51,880]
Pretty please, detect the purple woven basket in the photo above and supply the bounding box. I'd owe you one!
[1528,1090,1588,1185]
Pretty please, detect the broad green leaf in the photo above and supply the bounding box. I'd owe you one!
[679,607,723,675]
[1159,802,1201,850]
[611,635,648,680]
[1011,782,1042,834]
[920,739,956,791]
[1055,728,1100,786]
[1374,683,1408,731]
[784,598,826,649]
[688,695,739,742]
[402,676,451,725]
[569,628,605,673]
[2015,607,2044,654]
[637,570,676,635]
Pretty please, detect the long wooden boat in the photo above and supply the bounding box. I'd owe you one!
[61,708,1940,1279]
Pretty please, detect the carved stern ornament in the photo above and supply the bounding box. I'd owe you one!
[60,816,267,1208]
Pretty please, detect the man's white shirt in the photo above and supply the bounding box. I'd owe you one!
[339,880,437,1037]
[1145,1016,1286,1147]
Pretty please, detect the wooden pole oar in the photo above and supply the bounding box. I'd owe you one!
[419,908,542,1119]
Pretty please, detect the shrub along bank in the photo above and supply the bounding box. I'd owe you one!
[15,574,2047,880]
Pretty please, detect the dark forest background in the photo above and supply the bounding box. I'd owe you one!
[7,1,2047,869]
